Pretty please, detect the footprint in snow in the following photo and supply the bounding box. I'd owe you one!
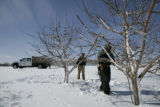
[11,102,21,107]
[60,102,70,107]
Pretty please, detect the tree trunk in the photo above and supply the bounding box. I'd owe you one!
[64,70,67,82]
[64,71,69,83]
[131,78,140,105]
[64,61,69,83]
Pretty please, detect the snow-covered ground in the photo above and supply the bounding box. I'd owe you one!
[0,66,159,107]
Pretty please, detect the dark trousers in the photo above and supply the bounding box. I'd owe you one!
[99,65,111,94]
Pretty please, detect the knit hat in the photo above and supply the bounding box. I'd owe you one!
[105,43,112,51]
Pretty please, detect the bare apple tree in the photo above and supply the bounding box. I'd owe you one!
[32,21,77,82]
[78,0,160,105]
[31,20,98,83]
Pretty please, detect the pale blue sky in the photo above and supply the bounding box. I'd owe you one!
[1,0,159,63]
[0,0,85,63]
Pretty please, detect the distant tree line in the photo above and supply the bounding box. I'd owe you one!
[50,59,97,66]
[0,63,10,66]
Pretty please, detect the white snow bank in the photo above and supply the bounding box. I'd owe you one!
[0,66,159,107]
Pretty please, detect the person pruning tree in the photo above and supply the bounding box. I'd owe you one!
[98,44,114,95]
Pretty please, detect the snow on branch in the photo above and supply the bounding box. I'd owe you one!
[77,15,110,43]
[99,17,123,35]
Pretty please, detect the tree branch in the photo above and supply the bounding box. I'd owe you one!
[136,0,157,72]
[138,56,160,81]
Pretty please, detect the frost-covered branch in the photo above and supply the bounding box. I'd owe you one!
[99,17,123,35]
[77,15,109,43]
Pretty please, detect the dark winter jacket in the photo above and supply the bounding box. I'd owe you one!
[76,56,86,66]
[98,49,114,65]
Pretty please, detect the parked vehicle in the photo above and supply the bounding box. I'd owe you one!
[12,56,51,69]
